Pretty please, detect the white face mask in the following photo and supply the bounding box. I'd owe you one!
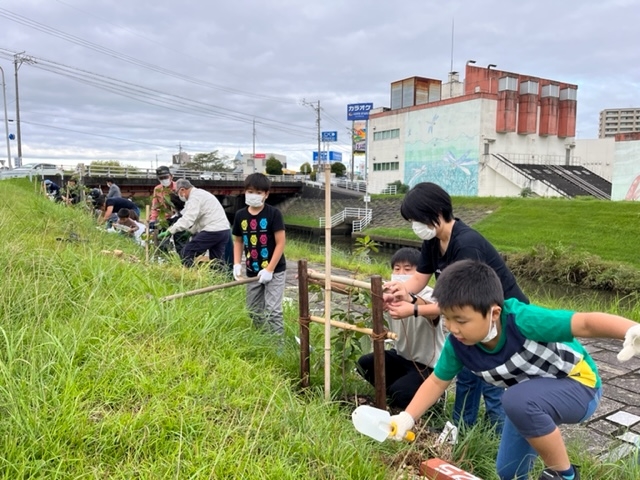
[412,221,437,241]
[178,193,187,203]
[160,179,171,187]
[391,274,413,283]
[480,308,498,343]
[245,193,265,208]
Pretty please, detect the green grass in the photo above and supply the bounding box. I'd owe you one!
[283,215,320,227]
[366,196,640,270]
[1,178,639,479]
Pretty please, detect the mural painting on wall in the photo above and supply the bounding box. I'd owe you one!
[611,142,640,201]
[403,104,480,196]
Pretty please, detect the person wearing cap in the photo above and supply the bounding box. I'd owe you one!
[149,166,177,227]
[158,179,230,267]
[106,179,122,199]
[43,179,61,199]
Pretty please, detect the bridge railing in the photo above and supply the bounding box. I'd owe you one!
[74,165,299,183]
[318,208,373,230]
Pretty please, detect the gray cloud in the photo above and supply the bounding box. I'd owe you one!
[0,0,639,169]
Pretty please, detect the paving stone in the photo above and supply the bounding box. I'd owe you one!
[617,431,640,445]
[606,411,640,427]
[561,424,608,455]
[588,419,624,437]
[588,396,625,420]
[598,362,632,381]
[599,442,639,462]
[591,349,640,371]
[608,374,640,392]
[604,385,640,407]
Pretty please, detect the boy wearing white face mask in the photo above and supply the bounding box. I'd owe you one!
[385,182,530,434]
[389,259,640,480]
[232,173,287,336]
[356,248,445,409]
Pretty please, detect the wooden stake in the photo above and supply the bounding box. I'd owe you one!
[145,205,150,263]
[308,315,397,340]
[160,277,258,302]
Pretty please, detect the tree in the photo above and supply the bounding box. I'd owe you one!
[185,151,232,172]
[331,162,347,177]
[299,162,312,175]
[265,156,283,175]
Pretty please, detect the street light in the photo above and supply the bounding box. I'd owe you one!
[0,66,11,169]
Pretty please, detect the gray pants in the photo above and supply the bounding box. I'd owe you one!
[245,271,286,336]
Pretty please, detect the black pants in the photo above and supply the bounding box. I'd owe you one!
[357,349,432,409]
[180,229,230,267]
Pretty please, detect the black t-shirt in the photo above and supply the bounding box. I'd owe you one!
[417,219,529,303]
[106,197,138,213]
[232,204,286,276]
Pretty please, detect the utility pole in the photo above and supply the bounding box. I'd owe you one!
[252,118,256,173]
[14,53,24,168]
[0,65,11,169]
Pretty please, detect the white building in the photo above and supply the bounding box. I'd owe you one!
[367,65,581,197]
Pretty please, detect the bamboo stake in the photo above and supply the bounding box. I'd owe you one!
[309,315,397,340]
[160,277,258,302]
[145,205,150,263]
[308,271,371,290]
[323,162,332,401]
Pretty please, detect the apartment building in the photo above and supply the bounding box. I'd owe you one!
[599,108,640,138]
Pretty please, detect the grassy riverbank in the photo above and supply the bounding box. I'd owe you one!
[285,194,640,294]
[0,178,638,479]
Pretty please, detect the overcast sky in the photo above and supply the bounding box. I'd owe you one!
[0,0,639,171]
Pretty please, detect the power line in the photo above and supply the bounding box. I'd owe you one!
[0,49,318,141]
[0,7,297,106]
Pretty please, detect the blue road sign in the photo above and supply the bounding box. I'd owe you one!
[321,131,338,142]
[347,103,374,121]
[313,151,343,162]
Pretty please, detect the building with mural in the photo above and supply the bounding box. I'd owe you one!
[366,64,618,199]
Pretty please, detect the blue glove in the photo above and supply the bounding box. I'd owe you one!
[257,269,273,284]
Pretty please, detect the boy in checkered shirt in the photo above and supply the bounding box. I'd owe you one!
[388,259,640,480]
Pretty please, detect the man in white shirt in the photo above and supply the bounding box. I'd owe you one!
[160,179,230,267]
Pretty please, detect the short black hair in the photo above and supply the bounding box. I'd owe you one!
[95,194,106,208]
[117,208,130,219]
[432,259,504,316]
[106,178,115,184]
[400,182,453,226]
[390,247,421,269]
[244,173,271,192]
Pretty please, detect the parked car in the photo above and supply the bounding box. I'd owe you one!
[0,163,64,179]
[200,172,222,181]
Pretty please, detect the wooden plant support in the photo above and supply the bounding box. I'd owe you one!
[298,259,390,409]
[145,205,150,263]
[160,277,258,302]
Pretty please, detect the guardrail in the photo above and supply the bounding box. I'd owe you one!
[72,165,300,183]
[380,184,397,195]
[318,207,372,231]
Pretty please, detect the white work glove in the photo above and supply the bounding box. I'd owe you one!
[233,264,243,281]
[257,269,273,284]
[618,324,640,362]
[388,411,415,441]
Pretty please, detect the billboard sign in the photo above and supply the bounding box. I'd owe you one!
[347,103,374,121]
[313,151,343,163]
[352,120,367,153]
[321,131,338,142]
